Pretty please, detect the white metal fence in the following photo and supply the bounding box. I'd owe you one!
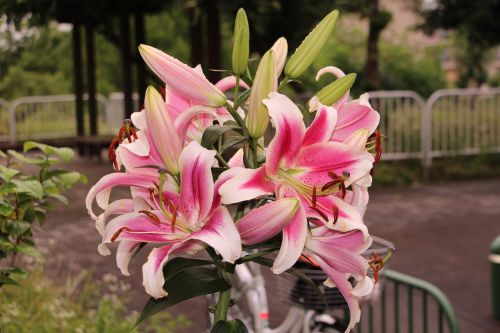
[368,91,425,161]
[7,94,109,143]
[1,88,500,175]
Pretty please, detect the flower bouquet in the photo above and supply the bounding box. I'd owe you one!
[86,8,387,333]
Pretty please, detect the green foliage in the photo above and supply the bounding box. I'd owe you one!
[0,141,85,287]
[0,270,190,333]
[378,43,446,97]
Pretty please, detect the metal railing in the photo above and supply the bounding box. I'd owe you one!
[1,88,499,177]
[0,98,9,142]
[107,92,140,134]
[7,94,111,142]
[368,91,426,161]
[358,269,460,333]
[422,88,500,173]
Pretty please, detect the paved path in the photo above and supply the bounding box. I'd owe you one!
[34,158,500,332]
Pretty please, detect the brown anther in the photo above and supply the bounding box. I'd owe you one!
[108,138,120,171]
[310,206,328,222]
[332,203,339,224]
[311,186,317,208]
[139,210,162,225]
[370,130,383,176]
[369,252,384,284]
[171,205,178,232]
[149,187,156,202]
[111,227,132,242]
[340,182,346,199]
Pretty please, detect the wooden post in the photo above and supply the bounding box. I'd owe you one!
[189,5,204,67]
[72,22,85,153]
[206,0,221,83]
[85,23,98,135]
[135,11,147,106]
[120,13,134,119]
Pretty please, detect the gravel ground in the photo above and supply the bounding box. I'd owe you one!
[33,157,500,332]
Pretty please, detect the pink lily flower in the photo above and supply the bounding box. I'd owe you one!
[129,76,248,146]
[219,92,373,230]
[139,44,227,107]
[309,66,380,142]
[303,226,373,332]
[86,142,242,298]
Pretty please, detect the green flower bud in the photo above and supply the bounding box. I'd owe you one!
[317,73,357,106]
[284,10,339,79]
[232,8,250,75]
[247,50,276,139]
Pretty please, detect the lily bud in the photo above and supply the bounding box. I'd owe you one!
[232,8,250,75]
[284,10,339,78]
[247,50,276,139]
[316,73,357,106]
[271,37,288,81]
[144,86,182,175]
[139,44,227,107]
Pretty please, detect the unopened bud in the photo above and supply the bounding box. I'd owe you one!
[246,50,276,138]
[284,10,339,78]
[316,73,356,106]
[232,8,250,75]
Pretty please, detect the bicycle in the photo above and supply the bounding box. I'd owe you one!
[208,236,395,333]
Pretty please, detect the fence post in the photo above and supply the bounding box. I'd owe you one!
[8,100,18,144]
[422,93,436,181]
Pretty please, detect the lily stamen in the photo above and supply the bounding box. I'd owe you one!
[369,252,384,283]
[111,227,132,242]
[139,210,162,225]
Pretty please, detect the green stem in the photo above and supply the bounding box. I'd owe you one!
[215,152,230,168]
[214,286,232,323]
[234,75,240,100]
[278,75,290,92]
[251,137,258,168]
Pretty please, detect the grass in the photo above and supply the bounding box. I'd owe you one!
[373,153,500,187]
[0,270,191,333]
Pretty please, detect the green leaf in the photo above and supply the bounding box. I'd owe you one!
[221,135,246,152]
[212,319,249,333]
[11,179,43,199]
[234,88,252,108]
[24,141,74,161]
[6,220,31,237]
[0,203,13,217]
[14,243,41,258]
[162,257,213,278]
[0,238,15,251]
[0,182,16,194]
[0,165,19,182]
[201,125,222,149]
[135,266,230,326]
[0,275,19,287]
[59,171,84,188]
[0,267,27,277]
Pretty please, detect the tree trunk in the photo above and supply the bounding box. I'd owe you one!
[206,0,221,83]
[120,13,134,119]
[72,22,85,155]
[189,5,204,67]
[85,24,98,136]
[365,0,381,91]
[135,11,147,105]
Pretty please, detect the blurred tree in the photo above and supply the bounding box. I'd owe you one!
[420,0,500,86]
[220,0,391,91]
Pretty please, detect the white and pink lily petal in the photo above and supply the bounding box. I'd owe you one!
[304,227,373,332]
[219,92,373,228]
[138,44,227,107]
[236,198,307,273]
[89,141,242,298]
